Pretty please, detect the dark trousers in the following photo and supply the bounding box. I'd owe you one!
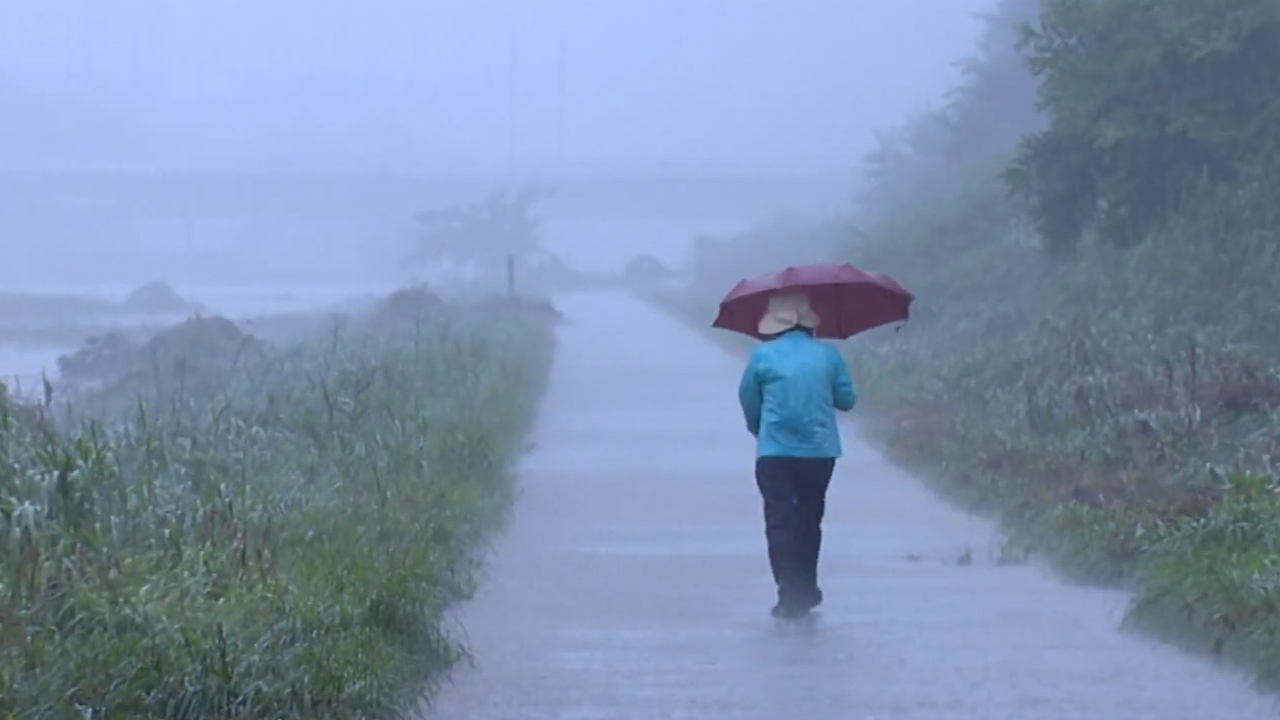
[755,456,836,606]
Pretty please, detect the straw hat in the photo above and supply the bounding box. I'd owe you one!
[757,292,820,336]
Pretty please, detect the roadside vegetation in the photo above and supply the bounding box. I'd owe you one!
[653,0,1280,687]
[0,287,556,718]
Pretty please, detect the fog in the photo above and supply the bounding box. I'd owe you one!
[0,0,989,283]
[11,3,1278,715]
[2,1,986,171]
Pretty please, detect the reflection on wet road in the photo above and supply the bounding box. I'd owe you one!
[427,292,1277,719]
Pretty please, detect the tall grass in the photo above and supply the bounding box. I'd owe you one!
[0,301,555,719]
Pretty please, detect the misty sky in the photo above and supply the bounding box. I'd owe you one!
[1,0,992,173]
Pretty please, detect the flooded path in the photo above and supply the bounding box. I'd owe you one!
[427,293,1276,719]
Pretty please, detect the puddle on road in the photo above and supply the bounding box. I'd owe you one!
[572,524,761,557]
[573,540,759,557]
[549,618,862,696]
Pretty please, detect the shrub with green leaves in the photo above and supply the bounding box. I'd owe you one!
[0,299,555,719]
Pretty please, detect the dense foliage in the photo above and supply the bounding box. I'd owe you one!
[1007,0,1280,252]
[0,295,556,719]
[654,0,1280,688]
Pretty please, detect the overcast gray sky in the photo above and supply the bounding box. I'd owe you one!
[0,0,992,173]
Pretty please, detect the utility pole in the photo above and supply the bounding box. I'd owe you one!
[505,3,520,295]
[507,12,519,177]
[555,13,566,166]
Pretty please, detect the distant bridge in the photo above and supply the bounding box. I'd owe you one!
[0,171,854,225]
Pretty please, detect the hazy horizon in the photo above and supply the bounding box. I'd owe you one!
[1,1,990,175]
[0,0,999,283]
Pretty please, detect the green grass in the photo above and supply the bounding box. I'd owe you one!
[0,296,556,719]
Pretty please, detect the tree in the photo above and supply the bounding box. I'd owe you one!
[1005,0,1280,251]
[854,0,1044,231]
[406,184,556,288]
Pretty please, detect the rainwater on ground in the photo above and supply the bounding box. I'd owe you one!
[427,293,1279,720]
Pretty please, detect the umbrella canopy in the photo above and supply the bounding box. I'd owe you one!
[712,263,913,340]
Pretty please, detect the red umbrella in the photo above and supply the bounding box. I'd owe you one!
[712,263,914,340]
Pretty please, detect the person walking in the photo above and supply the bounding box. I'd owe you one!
[737,291,857,619]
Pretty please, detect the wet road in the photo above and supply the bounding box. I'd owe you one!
[426,293,1277,719]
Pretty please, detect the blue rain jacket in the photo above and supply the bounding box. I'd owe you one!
[737,329,857,458]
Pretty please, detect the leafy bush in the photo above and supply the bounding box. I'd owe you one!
[58,316,266,382]
[371,284,444,324]
[0,296,555,719]
[56,330,137,382]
